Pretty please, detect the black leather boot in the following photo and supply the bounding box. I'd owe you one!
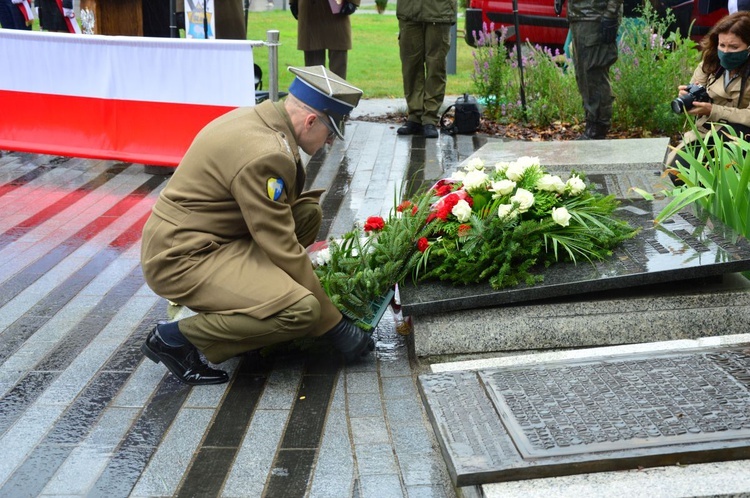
[323,317,375,362]
[589,123,609,140]
[397,121,423,136]
[141,326,229,385]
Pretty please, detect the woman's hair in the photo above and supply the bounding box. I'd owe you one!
[701,11,750,74]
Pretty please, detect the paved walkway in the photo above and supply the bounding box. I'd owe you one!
[0,121,487,498]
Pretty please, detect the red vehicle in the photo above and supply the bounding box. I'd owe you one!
[464,0,729,47]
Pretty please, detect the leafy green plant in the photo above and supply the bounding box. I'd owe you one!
[312,194,432,329]
[469,23,512,119]
[410,157,638,289]
[315,156,638,329]
[611,5,700,137]
[507,44,581,127]
[468,8,698,134]
[637,120,750,238]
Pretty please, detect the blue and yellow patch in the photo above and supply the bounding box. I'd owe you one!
[266,177,284,201]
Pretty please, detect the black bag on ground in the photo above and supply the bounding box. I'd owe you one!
[440,93,481,135]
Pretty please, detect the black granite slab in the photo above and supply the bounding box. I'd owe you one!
[400,195,750,316]
[418,344,750,486]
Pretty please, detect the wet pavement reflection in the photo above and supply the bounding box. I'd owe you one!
[0,122,485,497]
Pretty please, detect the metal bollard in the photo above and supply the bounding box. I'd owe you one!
[447,23,457,75]
[267,30,280,102]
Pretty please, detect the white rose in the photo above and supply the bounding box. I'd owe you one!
[494,161,511,173]
[566,175,586,195]
[497,204,516,220]
[490,179,516,197]
[464,157,485,171]
[552,206,572,227]
[510,188,535,213]
[452,199,473,222]
[536,174,566,193]
[450,170,467,181]
[516,156,540,169]
[505,162,526,182]
[462,169,489,191]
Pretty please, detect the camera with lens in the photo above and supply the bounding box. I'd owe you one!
[671,84,711,114]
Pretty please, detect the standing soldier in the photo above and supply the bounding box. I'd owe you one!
[556,0,623,139]
[290,0,359,79]
[395,0,457,138]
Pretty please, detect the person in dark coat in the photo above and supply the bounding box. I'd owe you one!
[289,0,359,79]
[0,0,32,30]
[36,0,73,32]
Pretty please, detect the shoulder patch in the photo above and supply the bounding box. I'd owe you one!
[266,177,284,201]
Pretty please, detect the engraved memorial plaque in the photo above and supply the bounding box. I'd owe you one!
[418,345,750,486]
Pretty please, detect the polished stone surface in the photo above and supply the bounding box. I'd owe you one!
[400,193,750,317]
[419,343,750,487]
[462,138,671,172]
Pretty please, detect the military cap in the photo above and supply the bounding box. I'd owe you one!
[288,65,363,139]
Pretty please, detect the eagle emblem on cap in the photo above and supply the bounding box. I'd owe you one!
[266,177,284,201]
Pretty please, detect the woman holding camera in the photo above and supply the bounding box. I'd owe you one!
[668,12,750,177]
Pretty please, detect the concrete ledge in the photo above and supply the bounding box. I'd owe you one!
[468,138,671,172]
[412,273,750,357]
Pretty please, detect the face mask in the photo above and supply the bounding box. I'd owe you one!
[718,49,750,70]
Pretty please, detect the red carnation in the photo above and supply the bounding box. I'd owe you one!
[458,224,471,237]
[417,237,429,253]
[363,216,385,232]
[436,193,460,220]
[432,179,456,197]
[435,184,453,197]
[397,200,419,215]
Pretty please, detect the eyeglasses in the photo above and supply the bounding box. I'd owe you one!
[315,113,337,140]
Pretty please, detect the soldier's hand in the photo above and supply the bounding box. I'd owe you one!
[63,7,75,17]
[600,17,618,43]
[554,0,565,16]
[324,317,374,362]
[290,2,298,19]
[339,1,357,15]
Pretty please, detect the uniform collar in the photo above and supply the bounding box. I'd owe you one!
[255,100,302,165]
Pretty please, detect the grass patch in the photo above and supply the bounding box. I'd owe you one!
[247,11,475,98]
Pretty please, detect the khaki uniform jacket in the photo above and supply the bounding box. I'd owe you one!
[396,0,456,24]
[683,62,750,143]
[292,0,360,51]
[141,100,342,335]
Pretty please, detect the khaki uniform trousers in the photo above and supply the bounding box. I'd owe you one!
[398,20,451,127]
[179,202,326,364]
[570,20,618,128]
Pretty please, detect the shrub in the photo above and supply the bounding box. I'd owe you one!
[470,23,512,120]
[470,8,700,136]
[611,5,700,137]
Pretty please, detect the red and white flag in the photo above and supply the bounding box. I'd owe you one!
[53,0,81,34]
[0,30,255,166]
[16,0,34,23]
